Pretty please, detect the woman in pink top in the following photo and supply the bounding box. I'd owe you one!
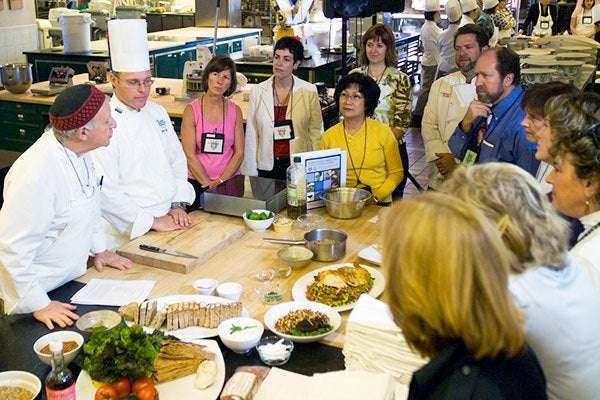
[181,55,244,209]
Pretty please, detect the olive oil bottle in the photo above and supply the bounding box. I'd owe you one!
[45,339,76,400]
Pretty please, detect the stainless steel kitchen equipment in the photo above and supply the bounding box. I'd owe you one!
[30,66,74,96]
[195,0,241,27]
[0,63,33,94]
[201,175,287,216]
[264,229,348,262]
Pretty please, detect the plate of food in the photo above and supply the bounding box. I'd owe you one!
[118,294,249,340]
[291,263,385,311]
[76,337,225,400]
[264,301,342,343]
[357,244,382,265]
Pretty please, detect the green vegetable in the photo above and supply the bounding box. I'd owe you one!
[81,324,164,383]
[245,209,273,220]
[229,324,255,334]
[289,326,333,336]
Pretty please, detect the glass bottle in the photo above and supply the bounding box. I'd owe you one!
[286,156,307,219]
[45,339,76,400]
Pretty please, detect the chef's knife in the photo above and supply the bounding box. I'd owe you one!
[139,244,197,259]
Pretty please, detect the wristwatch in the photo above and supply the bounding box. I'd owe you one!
[171,202,187,210]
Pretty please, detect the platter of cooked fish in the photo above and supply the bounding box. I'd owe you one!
[118,294,249,339]
[291,263,385,311]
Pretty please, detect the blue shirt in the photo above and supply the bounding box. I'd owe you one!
[448,86,540,176]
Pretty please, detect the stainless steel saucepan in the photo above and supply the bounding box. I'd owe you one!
[264,228,347,262]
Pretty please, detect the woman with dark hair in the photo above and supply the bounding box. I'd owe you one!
[320,73,403,204]
[350,23,411,198]
[545,92,600,289]
[181,55,244,209]
[570,0,596,38]
[243,36,323,181]
[519,0,558,36]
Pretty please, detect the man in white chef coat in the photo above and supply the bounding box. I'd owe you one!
[421,24,489,190]
[93,20,195,247]
[0,84,133,329]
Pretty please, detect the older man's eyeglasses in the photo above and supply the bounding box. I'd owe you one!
[115,75,155,89]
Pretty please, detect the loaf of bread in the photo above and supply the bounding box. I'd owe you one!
[166,301,243,330]
[118,301,166,330]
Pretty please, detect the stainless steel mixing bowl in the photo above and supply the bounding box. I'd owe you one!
[319,187,371,219]
[0,63,33,94]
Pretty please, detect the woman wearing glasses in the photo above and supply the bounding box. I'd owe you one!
[320,73,403,204]
[350,23,412,198]
[242,36,323,180]
[545,92,600,290]
[180,55,244,209]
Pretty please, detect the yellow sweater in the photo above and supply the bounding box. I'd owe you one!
[320,118,403,203]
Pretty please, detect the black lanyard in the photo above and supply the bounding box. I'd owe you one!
[200,95,226,135]
[343,119,368,187]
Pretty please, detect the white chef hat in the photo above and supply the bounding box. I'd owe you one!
[446,0,463,22]
[483,0,499,10]
[108,19,150,72]
[593,4,600,24]
[461,0,479,13]
[425,0,440,12]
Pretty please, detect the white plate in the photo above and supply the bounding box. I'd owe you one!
[291,264,385,312]
[264,301,342,343]
[125,294,249,339]
[357,244,382,265]
[0,370,41,399]
[75,339,225,400]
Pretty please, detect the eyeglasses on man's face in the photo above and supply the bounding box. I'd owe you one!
[115,75,155,89]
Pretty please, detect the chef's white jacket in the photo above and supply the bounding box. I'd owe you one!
[0,130,106,314]
[437,23,459,73]
[421,71,476,190]
[93,96,195,244]
[420,20,442,67]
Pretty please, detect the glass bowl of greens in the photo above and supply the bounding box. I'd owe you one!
[255,281,287,305]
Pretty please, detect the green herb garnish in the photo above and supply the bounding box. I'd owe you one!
[230,324,255,334]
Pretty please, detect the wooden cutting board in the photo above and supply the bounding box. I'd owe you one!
[116,211,246,274]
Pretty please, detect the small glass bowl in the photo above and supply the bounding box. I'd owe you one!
[254,269,275,282]
[255,281,287,305]
[274,265,292,279]
[256,336,294,366]
[295,214,324,230]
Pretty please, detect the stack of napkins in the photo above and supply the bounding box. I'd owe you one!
[343,294,428,386]
[255,367,395,400]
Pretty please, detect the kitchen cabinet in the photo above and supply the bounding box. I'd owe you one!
[146,13,196,33]
[0,101,50,152]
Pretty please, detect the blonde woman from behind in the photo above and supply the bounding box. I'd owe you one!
[383,193,547,399]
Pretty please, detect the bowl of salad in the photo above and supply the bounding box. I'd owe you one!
[242,209,275,233]
[263,301,341,343]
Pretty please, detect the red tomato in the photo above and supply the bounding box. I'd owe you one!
[132,377,155,396]
[95,385,119,400]
[110,376,132,398]
[136,385,158,400]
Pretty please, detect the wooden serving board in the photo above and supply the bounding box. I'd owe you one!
[116,211,246,274]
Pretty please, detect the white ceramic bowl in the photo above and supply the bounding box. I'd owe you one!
[264,301,342,343]
[75,310,122,332]
[0,370,42,399]
[33,330,84,366]
[242,209,275,233]
[217,317,264,354]
[217,282,243,301]
[193,278,219,295]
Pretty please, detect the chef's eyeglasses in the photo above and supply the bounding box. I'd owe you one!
[115,75,155,89]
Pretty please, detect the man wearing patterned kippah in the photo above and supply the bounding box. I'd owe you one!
[0,84,133,329]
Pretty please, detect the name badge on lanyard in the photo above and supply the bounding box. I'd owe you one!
[201,131,225,154]
[582,16,592,24]
[540,21,550,29]
[273,119,294,141]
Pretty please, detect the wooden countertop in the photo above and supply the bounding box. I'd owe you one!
[0,74,251,120]
[76,206,384,348]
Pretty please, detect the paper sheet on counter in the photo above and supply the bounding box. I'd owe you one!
[70,279,155,306]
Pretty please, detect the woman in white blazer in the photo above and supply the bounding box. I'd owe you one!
[242,36,323,180]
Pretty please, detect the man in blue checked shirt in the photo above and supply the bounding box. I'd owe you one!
[448,47,539,176]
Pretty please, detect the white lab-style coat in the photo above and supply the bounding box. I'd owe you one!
[460,15,476,26]
[421,20,442,67]
[0,130,106,314]
[437,23,459,73]
[242,75,323,175]
[421,71,476,190]
[93,96,195,244]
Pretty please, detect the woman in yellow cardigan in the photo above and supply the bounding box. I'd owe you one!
[321,73,403,204]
